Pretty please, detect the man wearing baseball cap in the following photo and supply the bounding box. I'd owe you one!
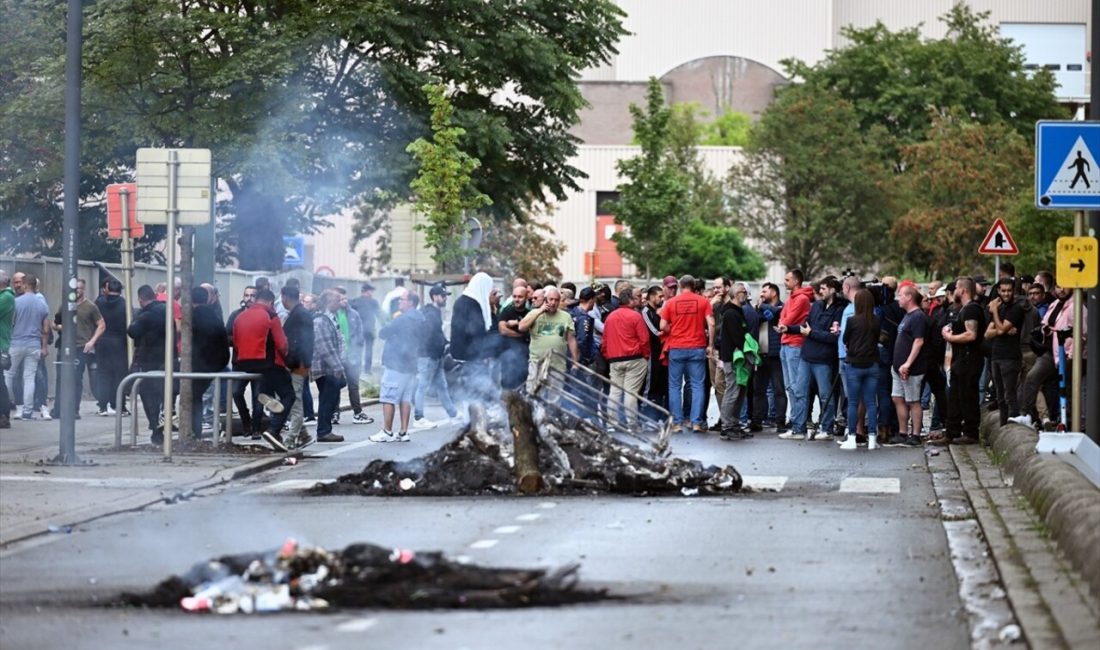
[411,283,460,429]
[662,275,678,301]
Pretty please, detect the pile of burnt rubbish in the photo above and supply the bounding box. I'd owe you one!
[121,538,609,613]
[313,392,742,497]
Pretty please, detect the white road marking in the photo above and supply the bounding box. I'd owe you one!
[469,539,499,549]
[840,477,901,494]
[335,617,377,633]
[537,501,558,509]
[515,513,541,522]
[0,476,169,488]
[308,438,376,457]
[246,479,334,495]
[493,525,522,534]
[453,555,472,564]
[741,475,788,492]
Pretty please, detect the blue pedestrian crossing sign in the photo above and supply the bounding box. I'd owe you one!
[1036,121,1100,210]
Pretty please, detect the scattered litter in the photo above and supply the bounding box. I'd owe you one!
[283,457,298,466]
[680,487,699,497]
[990,586,1006,600]
[163,489,197,505]
[47,524,73,534]
[998,624,1021,643]
[120,539,612,612]
[925,448,941,457]
[398,478,416,491]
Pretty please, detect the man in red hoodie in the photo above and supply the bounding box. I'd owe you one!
[232,289,295,452]
[776,269,814,439]
[602,287,651,427]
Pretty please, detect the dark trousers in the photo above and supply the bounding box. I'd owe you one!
[302,378,315,419]
[753,356,787,426]
[343,360,362,414]
[137,372,164,432]
[1021,353,1061,424]
[362,334,375,373]
[190,378,213,436]
[947,359,982,439]
[315,374,345,436]
[922,365,947,429]
[0,368,10,417]
[233,376,263,434]
[644,357,668,412]
[991,357,1022,425]
[259,368,295,434]
[95,337,128,410]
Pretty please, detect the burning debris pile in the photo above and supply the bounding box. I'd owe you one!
[313,392,742,497]
[121,538,609,613]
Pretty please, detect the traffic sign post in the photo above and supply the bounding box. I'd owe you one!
[1056,236,1098,289]
[1036,121,1100,210]
[978,218,1019,281]
[136,148,212,460]
[107,183,141,366]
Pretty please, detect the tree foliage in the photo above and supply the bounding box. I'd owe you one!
[727,84,893,280]
[407,84,492,270]
[783,4,1064,167]
[0,0,626,271]
[472,215,568,283]
[612,79,762,279]
[891,117,1072,278]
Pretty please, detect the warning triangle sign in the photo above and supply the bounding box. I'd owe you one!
[1043,136,1100,197]
[978,218,1018,255]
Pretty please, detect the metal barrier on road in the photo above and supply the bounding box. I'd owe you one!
[115,371,262,460]
[528,351,673,455]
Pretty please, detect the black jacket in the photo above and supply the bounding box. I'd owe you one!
[843,315,881,368]
[419,303,448,360]
[449,295,491,361]
[283,303,315,370]
[127,300,169,370]
[95,294,128,340]
[192,304,230,372]
[719,303,747,362]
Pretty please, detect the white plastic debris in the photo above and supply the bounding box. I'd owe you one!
[998,624,1022,643]
[398,478,416,491]
[680,487,699,497]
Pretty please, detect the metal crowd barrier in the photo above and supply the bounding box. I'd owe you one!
[528,351,673,455]
[115,371,262,459]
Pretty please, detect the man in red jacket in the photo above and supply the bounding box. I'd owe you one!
[232,289,295,452]
[776,269,815,439]
[602,287,651,427]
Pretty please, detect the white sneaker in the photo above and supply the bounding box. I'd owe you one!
[1008,414,1034,429]
[840,435,858,450]
[13,409,24,420]
[411,417,436,430]
[106,405,116,416]
[39,406,53,421]
[369,430,397,443]
[257,393,284,414]
[867,435,879,451]
[395,431,411,442]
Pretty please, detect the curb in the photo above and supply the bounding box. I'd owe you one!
[980,412,1100,600]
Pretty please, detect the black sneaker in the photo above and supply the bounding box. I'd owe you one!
[708,421,723,432]
[317,433,345,443]
[719,429,742,441]
[303,416,316,423]
[260,430,288,453]
[748,422,763,433]
[903,434,922,447]
[882,434,908,447]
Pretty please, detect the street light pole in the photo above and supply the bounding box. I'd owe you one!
[1086,3,1099,443]
[55,0,84,464]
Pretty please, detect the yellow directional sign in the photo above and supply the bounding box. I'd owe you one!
[1056,236,1098,289]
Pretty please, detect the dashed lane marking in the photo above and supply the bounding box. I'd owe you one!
[740,475,788,492]
[839,477,901,494]
[515,513,541,522]
[537,501,558,509]
[335,617,377,633]
[493,525,522,535]
[469,539,499,549]
[246,479,334,495]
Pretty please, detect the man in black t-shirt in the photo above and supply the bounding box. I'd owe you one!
[496,284,531,390]
[986,278,1025,425]
[936,278,985,444]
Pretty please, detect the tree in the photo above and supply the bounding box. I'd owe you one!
[656,219,765,280]
[727,84,894,280]
[700,109,752,147]
[1,0,627,271]
[609,79,689,277]
[472,215,568,283]
[783,5,1064,167]
[890,116,1072,278]
[407,84,492,271]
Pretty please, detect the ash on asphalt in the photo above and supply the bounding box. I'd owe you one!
[118,539,613,613]
[309,418,742,497]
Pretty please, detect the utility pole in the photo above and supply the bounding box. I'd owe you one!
[54,0,83,464]
[1086,3,1099,443]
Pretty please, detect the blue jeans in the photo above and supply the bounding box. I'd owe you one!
[668,347,706,426]
[804,361,836,435]
[843,363,878,435]
[414,357,457,420]
[780,345,808,433]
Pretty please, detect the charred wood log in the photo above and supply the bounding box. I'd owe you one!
[503,390,543,494]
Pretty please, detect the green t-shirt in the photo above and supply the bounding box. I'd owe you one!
[0,288,14,351]
[527,309,574,369]
[75,300,102,346]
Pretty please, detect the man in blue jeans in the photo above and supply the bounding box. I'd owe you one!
[412,284,458,429]
[659,275,715,432]
[776,269,814,440]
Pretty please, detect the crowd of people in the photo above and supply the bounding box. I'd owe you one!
[0,262,1088,453]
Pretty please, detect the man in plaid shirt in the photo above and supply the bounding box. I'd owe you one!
[310,290,346,443]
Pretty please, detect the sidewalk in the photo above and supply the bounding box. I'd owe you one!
[0,393,374,547]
